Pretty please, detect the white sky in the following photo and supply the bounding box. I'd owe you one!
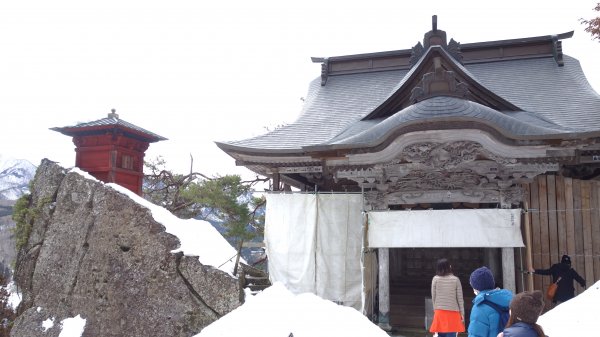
[1,1,599,178]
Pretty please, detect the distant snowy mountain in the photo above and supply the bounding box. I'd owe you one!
[0,155,37,200]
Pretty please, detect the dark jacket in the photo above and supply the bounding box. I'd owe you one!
[468,288,513,337]
[535,262,585,302]
[503,322,545,337]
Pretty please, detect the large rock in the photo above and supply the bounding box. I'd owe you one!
[11,159,242,337]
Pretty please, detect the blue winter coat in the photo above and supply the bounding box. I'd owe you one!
[468,288,513,337]
[503,322,546,337]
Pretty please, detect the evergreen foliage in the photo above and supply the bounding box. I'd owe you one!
[143,157,267,256]
[11,194,33,251]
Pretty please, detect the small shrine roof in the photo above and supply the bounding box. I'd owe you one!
[51,111,167,143]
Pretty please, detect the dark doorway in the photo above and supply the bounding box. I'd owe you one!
[388,248,486,329]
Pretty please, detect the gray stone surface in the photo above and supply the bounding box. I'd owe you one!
[11,159,242,337]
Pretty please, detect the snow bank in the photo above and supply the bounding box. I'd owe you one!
[69,169,241,275]
[195,282,388,337]
[538,280,600,336]
[105,182,242,275]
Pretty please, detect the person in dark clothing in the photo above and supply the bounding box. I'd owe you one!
[528,254,586,303]
[498,290,547,337]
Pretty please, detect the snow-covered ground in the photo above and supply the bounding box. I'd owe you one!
[538,280,600,336]
[194,282,389,337]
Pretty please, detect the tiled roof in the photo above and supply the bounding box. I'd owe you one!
[310,96,580,151]
[52,114,167,142]
[218,53,600,153]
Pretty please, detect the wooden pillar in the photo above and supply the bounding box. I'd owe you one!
[272,173,280,191]
[484,249,501,284]
[524,202,534,291]
[378,248,392,331]
[502,248,516,293]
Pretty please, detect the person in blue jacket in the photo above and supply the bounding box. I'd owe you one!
[468,266,513,337]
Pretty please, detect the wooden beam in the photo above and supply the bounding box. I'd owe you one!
[581,182,594,288]
[378,248,392,331]
[502,248,516,293]
[555,176,568,257]
[591,182,600,282]
[538,176,551,307]
[524,199,534,291]
[547,176,559,268]
[573,179,585,294]
[530,177,542,292]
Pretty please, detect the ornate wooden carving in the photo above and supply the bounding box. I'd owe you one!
[409,42,424,67]
[410,58,469,103]
[447,38,463,64]
[552,37,564,67]
[320,58,329,86]
[335,140,558,207]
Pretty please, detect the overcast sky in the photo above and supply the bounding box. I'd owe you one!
[1,0,599,178]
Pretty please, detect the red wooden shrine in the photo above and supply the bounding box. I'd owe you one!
[51,110,166,195]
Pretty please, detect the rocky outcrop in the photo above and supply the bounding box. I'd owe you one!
[11,159,242,337]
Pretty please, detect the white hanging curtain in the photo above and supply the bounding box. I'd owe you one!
[264,193,364,310]
[367,208,524,248]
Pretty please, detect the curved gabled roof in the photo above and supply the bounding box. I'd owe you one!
[216,70,407,153]
[304,96,587,152]
[217,37,600,157]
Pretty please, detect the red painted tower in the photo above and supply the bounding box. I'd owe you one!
[51,110,166,195]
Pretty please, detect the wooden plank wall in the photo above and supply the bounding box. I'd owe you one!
[524,175,600,307]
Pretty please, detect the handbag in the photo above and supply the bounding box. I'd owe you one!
[546,276,561,300]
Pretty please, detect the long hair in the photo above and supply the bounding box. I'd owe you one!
[436,258,452,276]
[506,313,546,337]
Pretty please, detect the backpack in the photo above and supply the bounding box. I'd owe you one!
[481,299,510,332]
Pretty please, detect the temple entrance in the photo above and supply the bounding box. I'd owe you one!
[388,248,496,329]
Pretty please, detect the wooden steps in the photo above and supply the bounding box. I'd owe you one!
[238,263,271,292]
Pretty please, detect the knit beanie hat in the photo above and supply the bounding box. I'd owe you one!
[510,290,545,324]
[561,254,571,265]
[469,266,495,291]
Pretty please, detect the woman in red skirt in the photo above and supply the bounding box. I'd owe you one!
[429,258,465,337]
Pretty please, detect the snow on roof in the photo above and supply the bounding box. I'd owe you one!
[537,280,600,336]
[194,282,388,337]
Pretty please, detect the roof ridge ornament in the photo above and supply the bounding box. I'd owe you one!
[108,108,119,119]
[410,15,463,66]
[409,56,470,103]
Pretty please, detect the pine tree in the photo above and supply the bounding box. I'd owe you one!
[143,157,267,274]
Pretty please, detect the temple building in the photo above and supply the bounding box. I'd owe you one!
[217,17,600,331]
[52,110,166,195]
